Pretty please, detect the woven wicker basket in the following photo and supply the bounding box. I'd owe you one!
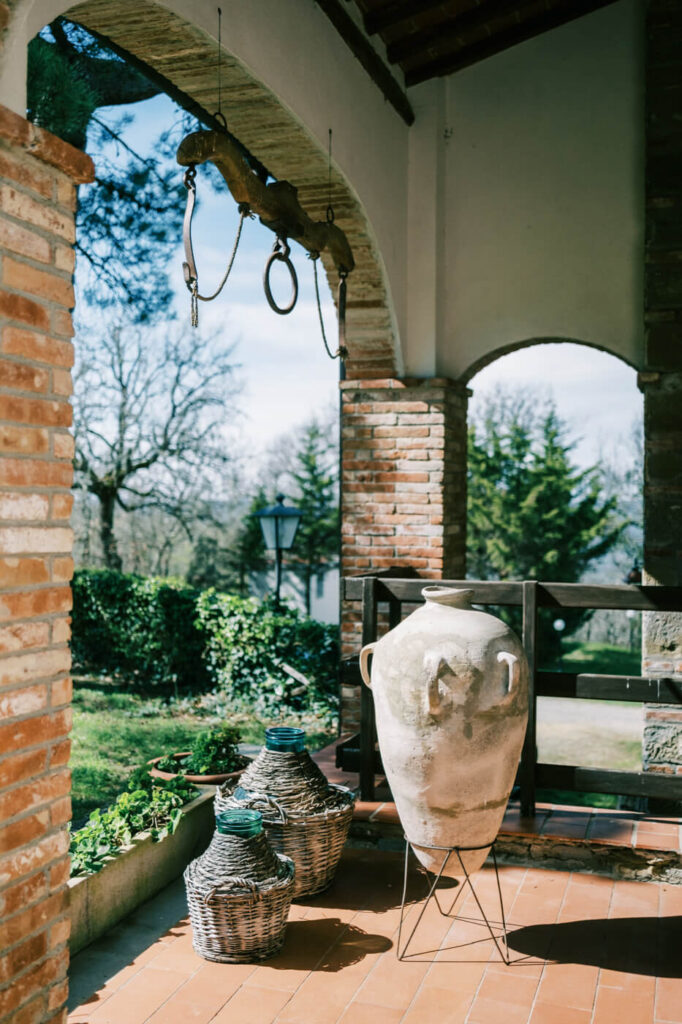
[216,746,355,898]
[184,826,295,963]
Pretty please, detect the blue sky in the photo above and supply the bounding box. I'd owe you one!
[92,93,641,474]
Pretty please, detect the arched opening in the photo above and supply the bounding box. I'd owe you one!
[466,339,644,803]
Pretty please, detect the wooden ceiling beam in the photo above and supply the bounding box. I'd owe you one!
[404,0,619,85]
[386,0,524,66]
[364,0,450,37]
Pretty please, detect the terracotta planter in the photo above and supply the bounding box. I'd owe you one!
[360,586,528,878]
[147,752,250,786]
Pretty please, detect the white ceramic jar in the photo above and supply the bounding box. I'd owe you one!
[360,586,528,877]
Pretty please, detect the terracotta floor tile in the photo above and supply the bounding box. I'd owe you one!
[656,977,682,1023]
[422,958,487,993]
[337,1000,404,1023]
[466,993,533,1024]
[599,970,656,997]
[529,1001,593,1024]
[401,983,475,1023]
[660,885,682,916]
[541,812,591,839]
[500,809,548,836]
[587,819,635,846]
[536,962,599,1011]
[160,959,256,1019]
[274,969,364,1024]
[636,822,680,839]
[593,980,656,1024]
[476,970,539,1007]
[353,954,430,1010]
[567,872,614,891]
[86,966,186,1024]
[508,893,561,928]
[370,803,400,824]
[634,832,680,852]
[210,984,291,1024]
[68,961,143,1016]
[353,801,381,821]
[145,932,202,975]
[485,959,545,980]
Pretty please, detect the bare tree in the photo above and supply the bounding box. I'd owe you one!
[73,320,241,570]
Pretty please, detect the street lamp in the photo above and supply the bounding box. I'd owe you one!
[254,494,302,609]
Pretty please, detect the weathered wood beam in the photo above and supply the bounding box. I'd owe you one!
[404,0,619,85]
[536,763,682,801]
[313,0,414,125]
[177,130,355,273]
[386,0,524,66]
[364,0,448,37]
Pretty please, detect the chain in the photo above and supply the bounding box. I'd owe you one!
[198,203,249,303]
[183,157,249,327]
[311,253,348,362]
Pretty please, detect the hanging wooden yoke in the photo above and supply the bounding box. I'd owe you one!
[177,129,352,360]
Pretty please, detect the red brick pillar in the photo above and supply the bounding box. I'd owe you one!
[641,1,682,787]
[339,377,469,733]
[0,106,93,1024]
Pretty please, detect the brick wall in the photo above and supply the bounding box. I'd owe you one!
[339,377,469,732]
[641,0,682,782]
[0,105,93,1024]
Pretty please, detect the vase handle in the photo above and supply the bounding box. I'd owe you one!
[359,642,376,688]
[497,651,520,694]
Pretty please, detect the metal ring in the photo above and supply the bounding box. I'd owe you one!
[263,247,298,315]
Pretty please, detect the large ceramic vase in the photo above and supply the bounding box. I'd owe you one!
[360,586,528,878]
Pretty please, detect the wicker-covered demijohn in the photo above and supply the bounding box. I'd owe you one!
[184,810,295,963]
[216,728,355,898]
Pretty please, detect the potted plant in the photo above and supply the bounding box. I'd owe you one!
[148,723,250,785]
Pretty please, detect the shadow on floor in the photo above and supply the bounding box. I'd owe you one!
[68,878,189,1010]
[508,916,682,977]
[296,847,457,914]
[271,918,392,971]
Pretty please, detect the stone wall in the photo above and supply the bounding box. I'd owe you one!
[641,0,682,781]
[0,104,93,1024]
[339,377,469,732]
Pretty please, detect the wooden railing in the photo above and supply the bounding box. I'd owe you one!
[337,576,682,812]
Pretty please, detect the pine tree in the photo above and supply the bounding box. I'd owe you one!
[287,421,339,615]
[467,389,624,661]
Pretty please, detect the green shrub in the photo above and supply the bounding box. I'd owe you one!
[69,771,198,877]
[71,569,209,695]
[196,591,339,715]
[71,569,339,714]
[156,723,246,775]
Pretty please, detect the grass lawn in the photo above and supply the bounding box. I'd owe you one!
[554,640,642,676]
[71,677,337,825]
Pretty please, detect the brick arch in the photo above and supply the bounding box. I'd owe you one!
[459,335,639,385]
[60,0,399,380]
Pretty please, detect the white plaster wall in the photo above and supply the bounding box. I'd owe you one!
[430,0,645,380]
[0,0,410,368]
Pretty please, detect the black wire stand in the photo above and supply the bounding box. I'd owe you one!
[398,836,510,964]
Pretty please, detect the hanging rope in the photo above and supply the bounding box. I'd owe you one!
[182,164,249,327]
[311,253,348,363]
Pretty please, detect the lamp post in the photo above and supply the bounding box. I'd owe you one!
[254,494,302,609]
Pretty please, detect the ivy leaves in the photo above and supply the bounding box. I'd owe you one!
[69,772,197,877]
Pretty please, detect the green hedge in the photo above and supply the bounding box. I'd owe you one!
[71,569,339,712]
[71,570,209,694]
[196,590,339,714]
